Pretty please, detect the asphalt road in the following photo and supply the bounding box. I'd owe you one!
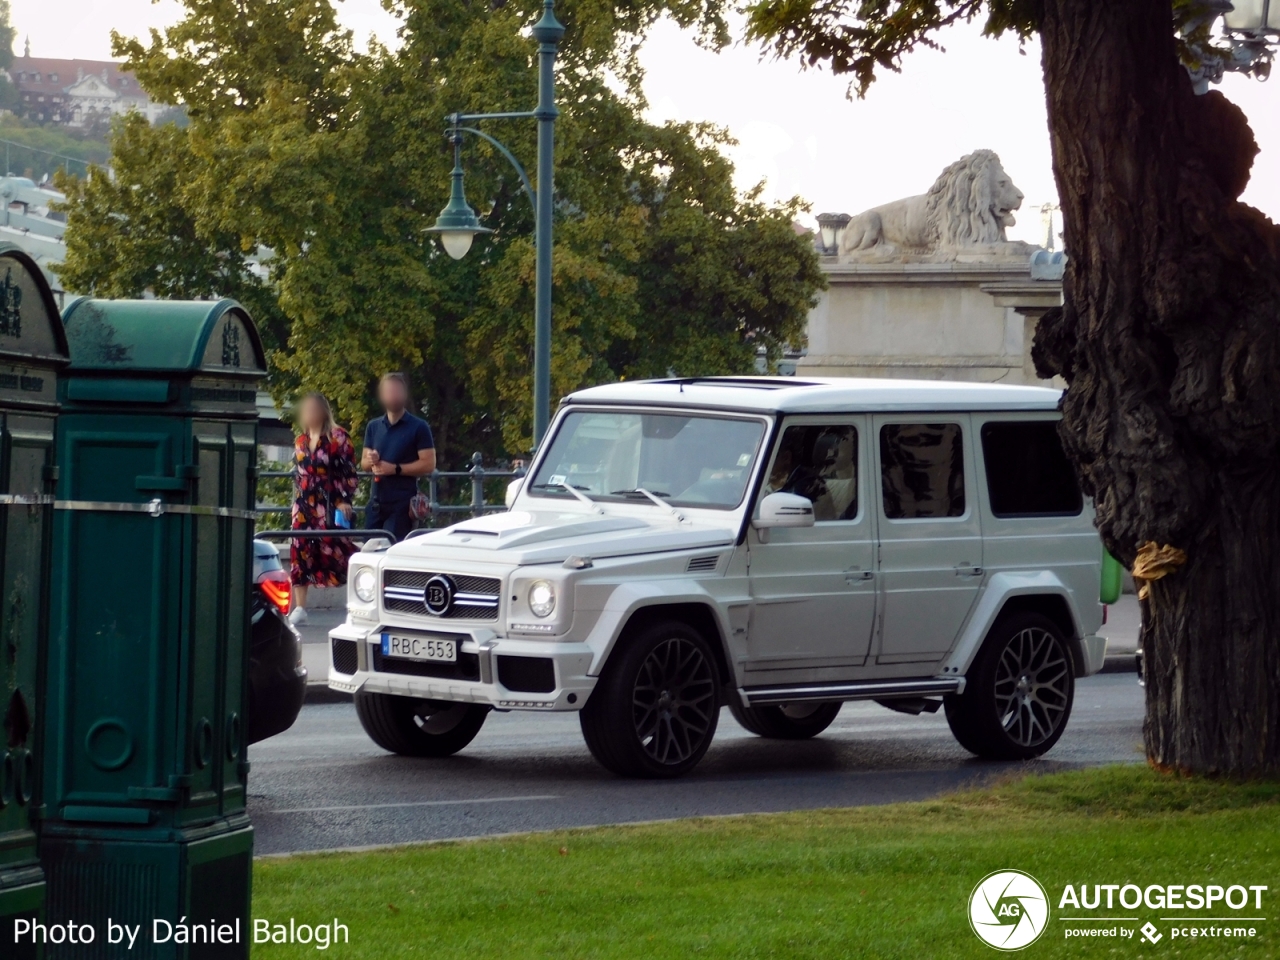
[247,672,1145,856]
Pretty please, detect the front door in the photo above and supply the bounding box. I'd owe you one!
[873,415,984,664]
[745,416,877,684]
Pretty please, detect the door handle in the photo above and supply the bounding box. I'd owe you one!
[954,564,984,577]
[845,568,875,583]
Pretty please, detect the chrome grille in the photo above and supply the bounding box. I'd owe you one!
[382,569,501,621]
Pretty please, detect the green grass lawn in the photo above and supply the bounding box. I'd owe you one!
[251,766,1280,958]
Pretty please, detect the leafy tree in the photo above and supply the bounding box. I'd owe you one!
[0,1,14,71]
[746,0,1280,777]
[0,115,108,178]
[56,0,823,458]
[53,115,286,349]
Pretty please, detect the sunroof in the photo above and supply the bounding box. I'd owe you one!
[658,377,822,391]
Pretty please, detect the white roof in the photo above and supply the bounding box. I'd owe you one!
[564,376,1062,414]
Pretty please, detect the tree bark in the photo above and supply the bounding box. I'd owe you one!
[1034,0,1280,775]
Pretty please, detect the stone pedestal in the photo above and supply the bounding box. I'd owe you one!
[798,260,1064,387]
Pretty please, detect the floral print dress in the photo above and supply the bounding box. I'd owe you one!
[291,427,359,587]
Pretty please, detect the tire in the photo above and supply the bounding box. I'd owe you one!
[945,612,1075,761]
[354,692,489,757]
[580,620,720,778]
[729,700,842,739]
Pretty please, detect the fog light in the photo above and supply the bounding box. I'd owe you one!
[529,580,556,618]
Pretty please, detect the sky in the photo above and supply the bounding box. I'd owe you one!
[13,0,1280,242]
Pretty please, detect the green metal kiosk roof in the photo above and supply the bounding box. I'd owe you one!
[0,242,70,365]
[61,298,266,376]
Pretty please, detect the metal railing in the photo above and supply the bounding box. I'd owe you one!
[255,452,524,528]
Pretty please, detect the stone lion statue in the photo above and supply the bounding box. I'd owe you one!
[839,149,1026,257]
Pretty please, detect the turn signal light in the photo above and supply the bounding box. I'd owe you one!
[258,571,292,617]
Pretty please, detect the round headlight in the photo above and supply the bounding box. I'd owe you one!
[528,580,556,618]
[353,567,377,604]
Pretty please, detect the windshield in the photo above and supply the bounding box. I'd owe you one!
[528,410,767,510]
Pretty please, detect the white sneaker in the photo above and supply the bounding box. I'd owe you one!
[288,606,308,626]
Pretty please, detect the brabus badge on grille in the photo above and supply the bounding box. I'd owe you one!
[423,574,456,615]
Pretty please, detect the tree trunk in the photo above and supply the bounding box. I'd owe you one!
[1034,0,1280,776]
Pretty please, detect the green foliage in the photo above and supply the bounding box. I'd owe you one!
[0,115,107,179]
[51,115,287,349]
[56,0,824,459]
[743,0,1037,97]
[0,1,14,71]
[743,0,1216,97]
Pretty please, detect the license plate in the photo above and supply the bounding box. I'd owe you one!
[381,633,457,663]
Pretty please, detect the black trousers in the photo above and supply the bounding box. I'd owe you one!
[366,497,414,542]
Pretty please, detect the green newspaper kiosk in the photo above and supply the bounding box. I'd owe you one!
[0,247,68,960]
[41,299,265,959]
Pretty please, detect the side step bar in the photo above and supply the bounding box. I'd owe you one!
[743,677,960,707]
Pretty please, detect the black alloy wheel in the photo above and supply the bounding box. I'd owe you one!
[632,635,718,766]
[945,611,1075,761]
[580,620,720,778]
[355,692,490,757]
[994,623,1072,748]
[728,700,843,739]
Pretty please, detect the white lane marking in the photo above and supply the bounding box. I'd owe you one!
[263,794,560,815]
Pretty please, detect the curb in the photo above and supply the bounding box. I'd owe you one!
[305,685,353,704]
[1098,654,1137,675]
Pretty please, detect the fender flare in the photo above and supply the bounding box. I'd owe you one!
[579,581,734,678]
[939,571,1085,678]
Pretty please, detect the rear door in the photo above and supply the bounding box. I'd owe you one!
[873,415,983,664]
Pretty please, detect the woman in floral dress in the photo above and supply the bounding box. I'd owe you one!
[289,393,358,624]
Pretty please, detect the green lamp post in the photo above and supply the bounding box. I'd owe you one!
[428,0,564,447]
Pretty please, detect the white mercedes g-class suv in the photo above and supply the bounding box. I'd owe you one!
[330,377,1108,778]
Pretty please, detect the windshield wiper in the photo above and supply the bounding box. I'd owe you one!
[556,481,605,513]
[612,487,685,521]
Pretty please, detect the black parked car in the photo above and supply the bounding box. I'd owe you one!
[248,539,308,743]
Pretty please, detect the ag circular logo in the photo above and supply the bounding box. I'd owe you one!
[423,574,455,616]
[968,870,1049,951]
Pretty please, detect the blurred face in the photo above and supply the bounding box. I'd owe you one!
[300,396,326,433]
[379,378,409,414]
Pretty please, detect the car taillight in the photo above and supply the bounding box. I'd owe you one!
[258,571,291,617]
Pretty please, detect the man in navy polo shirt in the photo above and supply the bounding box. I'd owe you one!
[361,372,436,540]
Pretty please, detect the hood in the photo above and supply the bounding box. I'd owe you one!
[383,508,737,566]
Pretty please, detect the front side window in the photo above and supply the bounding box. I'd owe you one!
[880,423,966,519]
[763,424,858,521]
[529,410,766,510]
[980,420,1083,518]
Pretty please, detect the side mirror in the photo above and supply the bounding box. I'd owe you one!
[505,477,524,508]
[753,492,815,531]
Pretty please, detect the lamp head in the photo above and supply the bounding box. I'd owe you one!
[428,155,492,260]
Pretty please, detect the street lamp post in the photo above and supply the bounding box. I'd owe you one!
[1183,0,1279,91]
[427,0,564,448]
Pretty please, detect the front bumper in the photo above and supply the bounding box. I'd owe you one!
[327,620,597,711]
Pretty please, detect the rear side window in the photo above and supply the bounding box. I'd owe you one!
[980,420,1083,518]
[880,423,966,519]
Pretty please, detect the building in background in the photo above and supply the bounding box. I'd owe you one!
[9,42,163,128]
[0,175,67,303]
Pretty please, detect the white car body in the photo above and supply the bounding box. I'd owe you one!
[330,377,1108,729]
